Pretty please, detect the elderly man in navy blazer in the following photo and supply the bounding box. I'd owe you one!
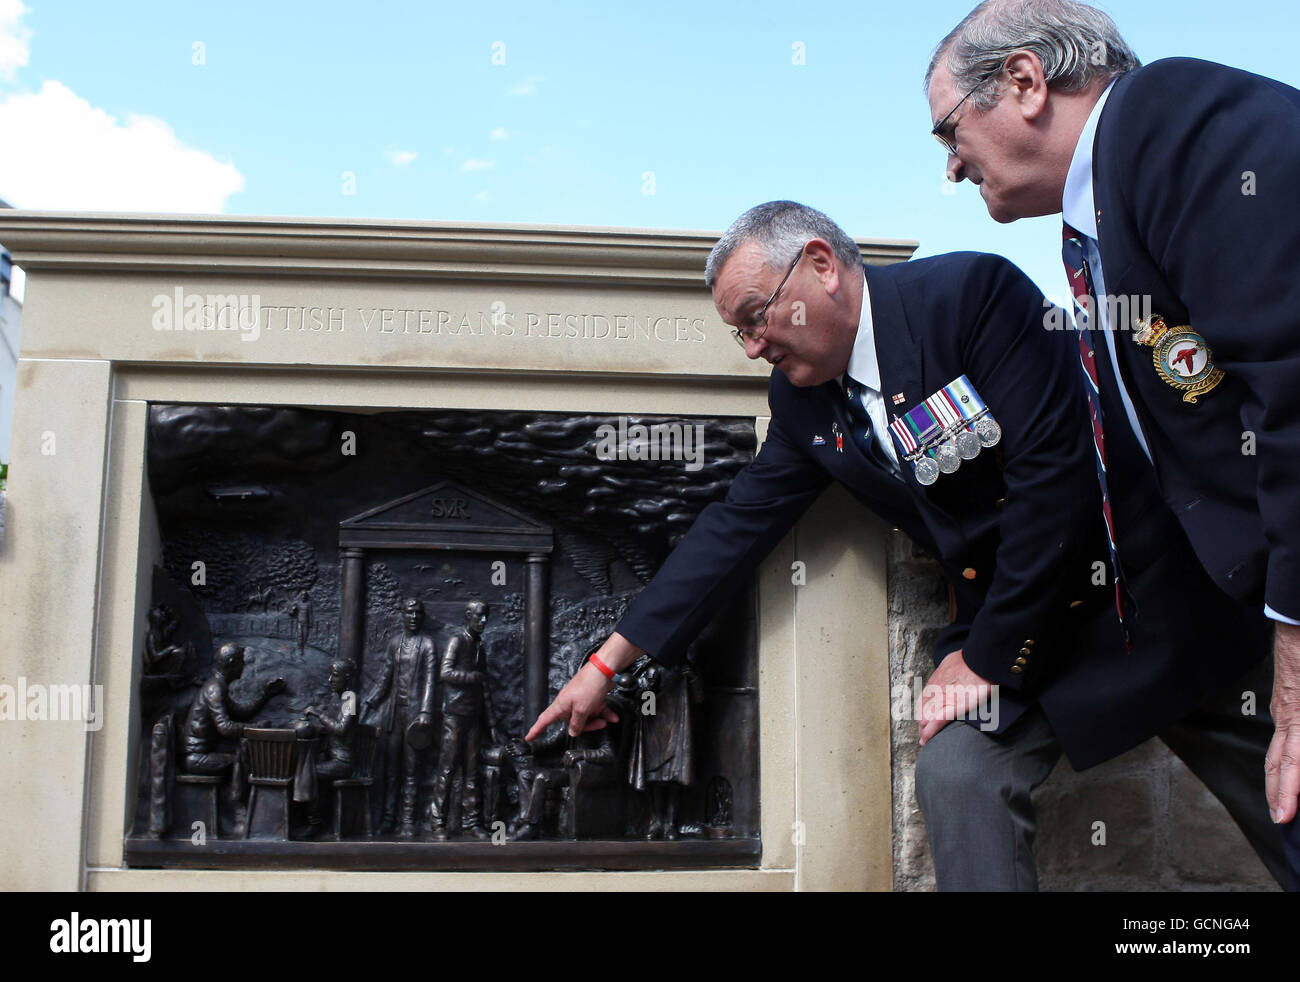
[926,0,1300,887]
[525,200,1291,889]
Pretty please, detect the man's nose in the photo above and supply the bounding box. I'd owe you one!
[743,333,768,360]
[946,151,965,185]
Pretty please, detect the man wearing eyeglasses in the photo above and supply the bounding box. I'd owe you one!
[926,0,1300,888]
[524,199,1285,889]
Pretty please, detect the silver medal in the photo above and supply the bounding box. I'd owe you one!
[934,441,961,474]
[974,416,1002,448]
[913,455,940,486]
[955,429,981,460]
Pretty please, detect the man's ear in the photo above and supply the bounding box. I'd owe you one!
[1004,50,1049,121]
[804,238,842,295]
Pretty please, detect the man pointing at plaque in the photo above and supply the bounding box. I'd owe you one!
[925,0,1300,886]
[526,201,1291,889]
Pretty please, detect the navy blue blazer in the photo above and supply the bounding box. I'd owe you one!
[616,252,1267,768]
[1092,57,1300,618]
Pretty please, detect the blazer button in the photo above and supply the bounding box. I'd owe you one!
[1023,639,1036,647]
[1016,656,1028,666]
[1019,648,1032,657]
[1010,665,1023,674]
[962,568,977,580]
[1069,600,1083,609]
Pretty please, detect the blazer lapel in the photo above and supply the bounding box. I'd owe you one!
[809,380,913,516]
[863,264,925,491]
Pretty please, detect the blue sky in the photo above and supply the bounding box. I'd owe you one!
[1,0,1297,307]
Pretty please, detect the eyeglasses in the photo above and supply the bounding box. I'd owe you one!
[731,249,804,348]
[931,67,1003,156]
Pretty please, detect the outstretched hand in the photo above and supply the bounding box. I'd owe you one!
[525,662,619,740]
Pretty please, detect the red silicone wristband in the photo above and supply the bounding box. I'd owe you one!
[589,653,616,679]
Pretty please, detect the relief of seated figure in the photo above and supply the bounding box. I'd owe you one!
[294,657,359,837]
[183,642,286,800]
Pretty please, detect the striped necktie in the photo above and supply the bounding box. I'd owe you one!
[1062,223,1132,648]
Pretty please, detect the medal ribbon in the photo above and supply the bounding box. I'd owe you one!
[889,417,920,455]
[946,375,988,420]
[890,403,941,460]
[925,389,962,430]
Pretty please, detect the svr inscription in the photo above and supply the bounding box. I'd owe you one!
[432,498,470,519]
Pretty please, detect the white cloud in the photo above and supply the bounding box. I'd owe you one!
[490,126,509,141]
[384,147,418,167]
[508,75,543,96]
[460,158,495,173]
[0,80,245,211]
[0,0,30,83]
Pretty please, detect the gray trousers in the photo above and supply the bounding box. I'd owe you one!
[915,656,1293,891]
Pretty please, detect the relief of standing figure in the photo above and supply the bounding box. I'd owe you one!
[289,590,313,657]
[430,600,500,840]
[363,598,437,838]
[627,660,704,840]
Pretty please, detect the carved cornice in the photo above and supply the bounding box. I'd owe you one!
[0,212,918,286]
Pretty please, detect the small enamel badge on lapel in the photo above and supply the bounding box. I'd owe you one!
[1132,315,1224,404]
[832,421,844,453]
[812,435,826,447]
[891,392,906,406]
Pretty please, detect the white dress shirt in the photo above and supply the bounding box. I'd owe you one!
[842,273,901,475]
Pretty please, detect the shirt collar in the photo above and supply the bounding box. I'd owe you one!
[1062,79,1116,240]
[843,272,879,390]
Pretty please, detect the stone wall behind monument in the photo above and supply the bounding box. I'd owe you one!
[886,531,1279,892]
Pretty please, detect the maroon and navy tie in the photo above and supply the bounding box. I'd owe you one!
[1062,223,1132,649]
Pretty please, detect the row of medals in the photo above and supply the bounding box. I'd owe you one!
[911,414,1002,486]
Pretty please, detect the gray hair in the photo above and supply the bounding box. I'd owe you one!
[926,0,1140,111]
[704,201,862,288]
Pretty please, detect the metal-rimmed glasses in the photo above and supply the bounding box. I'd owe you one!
[730,249,804,348]
[931,67,1004,156]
